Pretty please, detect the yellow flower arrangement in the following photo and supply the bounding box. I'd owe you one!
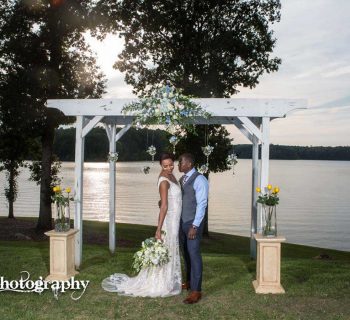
[256,184,280,237]
[52,185,73,232]
[256,184,280,206]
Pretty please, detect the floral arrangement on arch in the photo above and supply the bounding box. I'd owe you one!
[121,82,211,132]
[107,152,119,162]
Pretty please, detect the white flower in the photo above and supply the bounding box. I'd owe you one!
[107,152,119,162]
[202,145,214,157]
[147,145,156,156]
[226,153,238,167]
[132,236,170,273]
[198,164,209,174]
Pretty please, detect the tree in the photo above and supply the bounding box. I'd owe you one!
[0,123,39,218]
[101,0,281,234]
[0,0,106,231]
[108,0,281,97]
[0,7,42,218]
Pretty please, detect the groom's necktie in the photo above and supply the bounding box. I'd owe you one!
[182,175,188,186]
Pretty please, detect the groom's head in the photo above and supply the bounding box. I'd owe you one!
[178,153,194,174]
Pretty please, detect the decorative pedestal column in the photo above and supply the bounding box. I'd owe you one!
[45,229,79,281]
[252,234,286,294]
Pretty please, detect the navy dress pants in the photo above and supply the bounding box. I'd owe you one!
[179,219,204,292]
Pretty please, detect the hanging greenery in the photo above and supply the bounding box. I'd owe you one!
[107,152,119,162]
[169,135,179,154]
[226,152,238,175]
[199,145,214,174]
[146,145,157,162]
[202,145,214,158]
[198,163,209,174]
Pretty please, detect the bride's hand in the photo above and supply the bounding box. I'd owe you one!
[155,228,162,240]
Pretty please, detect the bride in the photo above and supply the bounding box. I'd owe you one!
[101,153,182,297]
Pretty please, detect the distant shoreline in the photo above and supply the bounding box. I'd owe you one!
[49,127,350,162]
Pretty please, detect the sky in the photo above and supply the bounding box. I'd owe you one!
[86,0,350,147]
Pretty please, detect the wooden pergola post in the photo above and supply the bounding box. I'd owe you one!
[105,124,117,254]
[74,116,85,269]
[259,117,270,232]
[74,115,104,267]
[251,135,259,258]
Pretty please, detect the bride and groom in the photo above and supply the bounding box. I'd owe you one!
[102,152,209,304]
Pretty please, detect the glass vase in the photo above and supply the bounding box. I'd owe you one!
[262,205,277,237]
[54,203,70,232]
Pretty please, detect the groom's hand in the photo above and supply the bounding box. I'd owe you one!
[188,226,197,240]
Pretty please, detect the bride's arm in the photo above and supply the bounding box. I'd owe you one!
[156,180,169,240]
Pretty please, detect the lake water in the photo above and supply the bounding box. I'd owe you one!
[1,160,349,252]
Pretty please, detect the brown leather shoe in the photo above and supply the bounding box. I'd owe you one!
[182,281,190,290]
[183,291,202,304]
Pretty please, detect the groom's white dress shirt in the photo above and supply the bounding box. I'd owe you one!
[183,168,209,228]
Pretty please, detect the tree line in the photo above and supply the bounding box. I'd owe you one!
[53,127,350,162]
[233,144,350,161]
[53,127,170,162]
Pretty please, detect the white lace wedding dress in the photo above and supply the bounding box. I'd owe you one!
[101,177,182,297]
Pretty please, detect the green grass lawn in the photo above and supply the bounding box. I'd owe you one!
[0,220,350,320]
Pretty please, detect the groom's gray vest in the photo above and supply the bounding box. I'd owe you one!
[180,171,201,223]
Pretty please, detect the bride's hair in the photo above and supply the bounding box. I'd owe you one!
[159,153,175,164]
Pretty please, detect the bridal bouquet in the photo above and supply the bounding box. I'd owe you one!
[132,234,170,273]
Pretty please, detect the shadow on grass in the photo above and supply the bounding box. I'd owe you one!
[80,248,112,272]
[37,241,50,276]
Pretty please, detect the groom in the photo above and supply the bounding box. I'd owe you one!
[178,153,209,304]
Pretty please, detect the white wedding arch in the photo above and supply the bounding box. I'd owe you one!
[47,98,307,268]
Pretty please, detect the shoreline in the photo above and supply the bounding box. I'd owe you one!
[1,217,349,254]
